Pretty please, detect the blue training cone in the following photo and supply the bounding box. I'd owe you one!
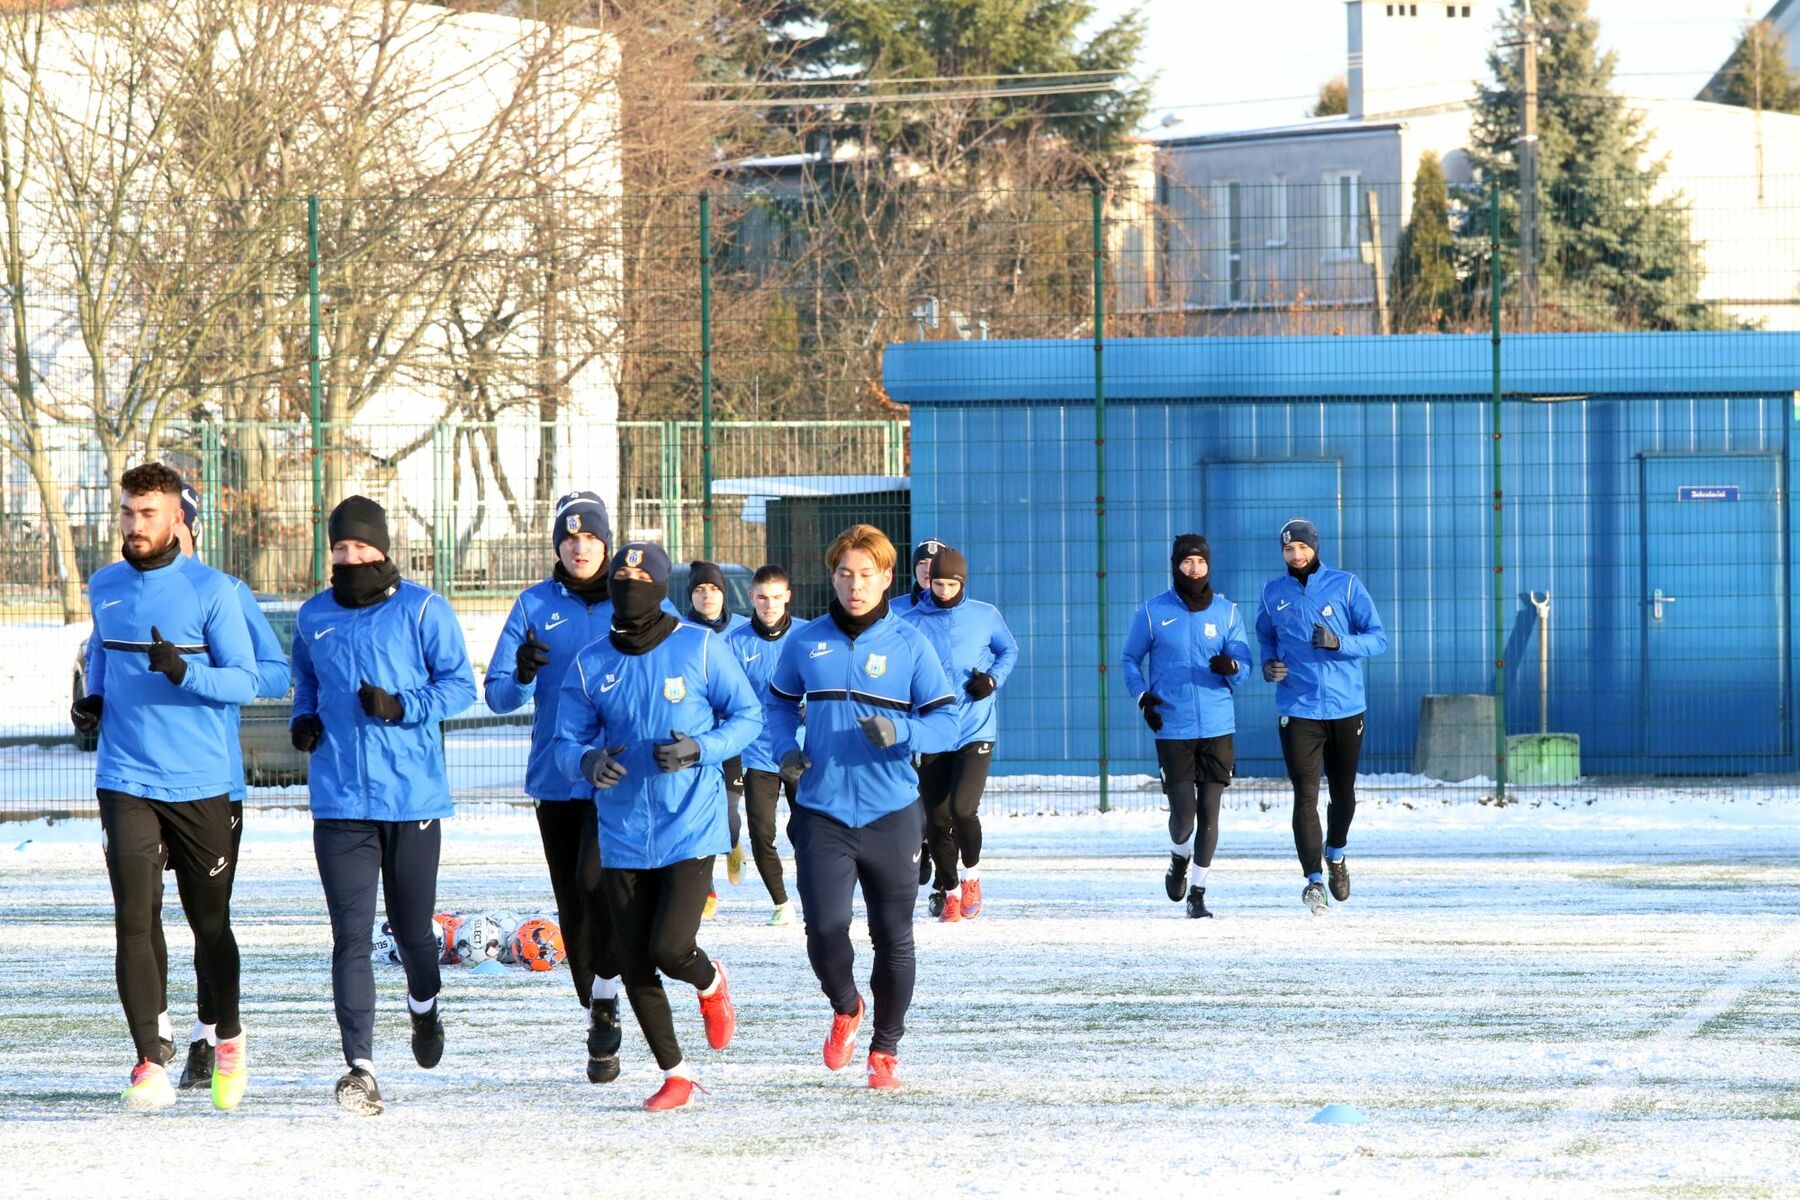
[1310,1103,1368,1125]
[471,959,507,976]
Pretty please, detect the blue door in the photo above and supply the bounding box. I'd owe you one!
[1203,460,1343,774]
[1640,454,1784,771]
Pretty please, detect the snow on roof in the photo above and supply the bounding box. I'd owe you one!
[710,474,910,525]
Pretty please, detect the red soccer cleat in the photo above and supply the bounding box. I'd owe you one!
[823,995,865,1071]
[866,1052,901,1090]
[698,960,736,1050]
[939,890,963,923]
[642,1074,704,1111]
[960,878,983,919]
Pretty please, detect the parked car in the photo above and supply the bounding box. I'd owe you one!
[72,597,308,787]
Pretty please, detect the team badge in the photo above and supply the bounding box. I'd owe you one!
[663,676,687,702]
[1322,604,1334,617]
[566,514,582,533]
[864,653,888,678]
[625,548,643,567]
[1204,623,1218,638]
[924,540,942,556]
[1280,715,1290,728]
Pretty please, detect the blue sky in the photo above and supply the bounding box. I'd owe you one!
[1087,0,1771,136]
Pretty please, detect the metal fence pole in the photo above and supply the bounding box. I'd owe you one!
[307,196,325,591]
[432,422,451,596]
[1489,183,1509,801]
[699,191,715,561]
[1092,185,1111,813]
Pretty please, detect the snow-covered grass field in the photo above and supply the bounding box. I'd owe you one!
[3,793,1798,1198]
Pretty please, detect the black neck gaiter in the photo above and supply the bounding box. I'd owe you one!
[1172,572,1213,612]
[610,578,679,655]
[829,596,888,641]
[332,559,402,608]
[909,584,925,607]
[687,607,730,634]
[123,536,181,572]
[751,612,792,641]
[554,561,610,607]
[1288,558,1322,589]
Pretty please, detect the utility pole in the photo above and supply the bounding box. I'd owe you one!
[1750,4,1767,202]
[1516,1,1539,330]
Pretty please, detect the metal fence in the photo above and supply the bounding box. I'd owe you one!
[5,177,1800,814]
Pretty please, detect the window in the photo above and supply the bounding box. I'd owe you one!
[1268,175,1289,247]
[1324,170,1362,256]
[1210,182,1245,305]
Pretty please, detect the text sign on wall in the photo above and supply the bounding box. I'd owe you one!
[1677,485,1740,502]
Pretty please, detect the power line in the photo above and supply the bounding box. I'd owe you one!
[696,69,1131,90]
[692,81,1127,109]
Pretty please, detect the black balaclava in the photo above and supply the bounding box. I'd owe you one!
[609,542,680,655]
[928,545,969,609]
[1171,533,1213,612]
[551,490,611,606]
[328,495,401,608]
[1280,517,1322,588]
[685,560,731,632]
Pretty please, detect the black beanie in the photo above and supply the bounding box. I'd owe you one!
[329,495,390,557]
[1280,518,1319,553]
[1171,533,1209,568]
[552,490,611,552]
[688,560,727,598]
[914,539,945,566]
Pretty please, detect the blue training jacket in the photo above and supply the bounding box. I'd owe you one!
[899,596,1020,747]
[225,576,294,801]
[768,609,958,828]
[485,578,619,802]
[84,555,258,801]
[291,579,477,821]
[724,616,803,774]
[1120,589,1252,740]
[1255,565,1388,720]
[553,623,761,869]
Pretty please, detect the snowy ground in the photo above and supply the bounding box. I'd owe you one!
[2,794,1798,1198]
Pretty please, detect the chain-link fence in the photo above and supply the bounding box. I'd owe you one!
[5,178,1799,814]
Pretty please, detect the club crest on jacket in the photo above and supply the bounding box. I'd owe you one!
[663,676,687,702]
[864,653,887,678]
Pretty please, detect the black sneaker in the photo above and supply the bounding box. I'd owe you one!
[1185,886,1212,919]
[918,843,931,886]
[177,1038,213,1089]
[409,1000,445,1069]
[1327,855,1350,902]
[927,889,948,918]
[586,997,623,1083]
[157,1037,177,1070]
[334,1067,384,1116]
[1165,853,1190,902]
[1302,881,1329,915]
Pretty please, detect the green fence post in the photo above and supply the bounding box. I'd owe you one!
[307,196,325,592]
[432,423,451,596]
[1489,183,1508,802]
[661,420,684,562]
[200,420,220,565]
[699,192,715,561]
[1092,185,1111,814]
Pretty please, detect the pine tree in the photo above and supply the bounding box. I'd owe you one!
[1700,19,1800,114]
[1392,152,1458,332]
[1466,0,1727,331]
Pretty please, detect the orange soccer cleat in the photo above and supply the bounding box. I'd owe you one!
[823,995,865,1071]
[698,961,736,1050]
[866,1052,901,1090]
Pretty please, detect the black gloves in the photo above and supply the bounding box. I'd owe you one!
[1138,691,1164,733]
[580,745,629,789]
[146,626,187,686]
[290,713,323,752]
[70,694,103,734]
[964,671,997,700]
[858,714,900,748]
[778,749,811,785]
[654,730,702,772]
[1311,624,1340,651]
[1208,653,1238,677]
[358,681,404,723]
[1263,659,1288,683]
[515,627,551,685]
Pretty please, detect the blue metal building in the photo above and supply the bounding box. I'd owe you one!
[885,332,1800,779]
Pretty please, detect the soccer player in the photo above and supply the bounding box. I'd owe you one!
[888,539,938,616]
[767,524,957,1090]
[554,542,759,1110]
[165,481,292,1089]
[899,545,1018,923]
[1121,534,1251,918]
[290,496,476,1114]
[724,564,803,925]
[484,490,629,1083]
[685,560,748,912]
[77,462,257,1111]
[1255,518,1388,915]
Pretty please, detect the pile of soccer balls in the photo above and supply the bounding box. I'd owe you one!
[370,910,567,972]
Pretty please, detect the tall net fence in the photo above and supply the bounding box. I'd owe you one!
[4,178,1797,814]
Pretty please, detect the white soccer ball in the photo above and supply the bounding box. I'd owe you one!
[370,920,401,966]
[455,912,507,965]
[488,911,525,963]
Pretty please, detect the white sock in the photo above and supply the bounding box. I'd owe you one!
[665,1059,696,1081]
[352,1057,375,1075]
[157,1012,172,1041]
[1193,865,1211,888]
[189,1020,213,1045]
[592,976,623,1001]
[699,964,723,998]
[406,993,436,1015]
[1171,838,1193,859]
[960,865,979,882]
